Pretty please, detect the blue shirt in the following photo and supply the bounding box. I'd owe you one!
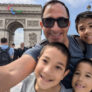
[0,45,14,57]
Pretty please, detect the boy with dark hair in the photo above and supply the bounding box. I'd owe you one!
[72,58,92,92]
[75,11,92,59]
[21,42,70,92]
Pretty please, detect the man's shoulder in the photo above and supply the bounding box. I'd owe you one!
[24,43,43,62]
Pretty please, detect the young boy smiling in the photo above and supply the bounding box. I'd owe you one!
[75,11,92,59]
[72,58,92,92]
[21,42,70,92]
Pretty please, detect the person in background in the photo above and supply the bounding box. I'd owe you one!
[0,37,14,66]
[11,43,19,60]
[18,42,28,57]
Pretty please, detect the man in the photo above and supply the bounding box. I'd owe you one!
[0,37,14,65]
[11,43,19,60]
[0,1,86,91]
[18,42,28,57]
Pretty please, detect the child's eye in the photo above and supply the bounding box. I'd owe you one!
[55,66,62,70]
[42,59,48,64]
[79,27,85,31]
[85,74,91,78]
[74,72,80,75]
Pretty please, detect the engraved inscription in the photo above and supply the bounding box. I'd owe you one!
[27,20,39,27]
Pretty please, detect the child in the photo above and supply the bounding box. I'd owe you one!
[21,42,70,92]
[75,11,92,59]
[72,58,92,92]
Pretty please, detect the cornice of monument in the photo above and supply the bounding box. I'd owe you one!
[0,3,42,8]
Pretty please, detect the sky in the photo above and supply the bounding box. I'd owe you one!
[0,0,92,46]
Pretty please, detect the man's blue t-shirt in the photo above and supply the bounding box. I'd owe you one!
[24,35,92,88]
[24,35,85,65]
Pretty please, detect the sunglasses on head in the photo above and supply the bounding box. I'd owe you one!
[42,17,69,28]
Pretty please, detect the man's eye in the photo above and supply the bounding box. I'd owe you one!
[89,25,92,28]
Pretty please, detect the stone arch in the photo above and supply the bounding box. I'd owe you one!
[0,4,42,47]
[7,21,24,45]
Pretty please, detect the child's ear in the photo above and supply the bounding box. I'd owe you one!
[64,69,70,78]
[37,57,39,60]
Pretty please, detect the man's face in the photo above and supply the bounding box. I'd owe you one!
[40,3,70,44]
[78,18,92,44]
[35,47,69,90]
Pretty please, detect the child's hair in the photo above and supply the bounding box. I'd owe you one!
[74,58,92,72]
[75,11,92,32]
[39,42,70,70]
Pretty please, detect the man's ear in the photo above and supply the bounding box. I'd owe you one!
[40,21,43,28]
[64,69,70,78]
[68,20,70,27]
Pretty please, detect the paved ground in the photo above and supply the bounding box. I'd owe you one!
[10,82,23,92]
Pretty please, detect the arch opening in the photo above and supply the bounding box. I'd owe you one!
[7,21,24,47]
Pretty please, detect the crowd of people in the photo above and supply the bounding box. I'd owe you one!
[11,42,28,61]
[0,0,92,92]
[0,39,28,66]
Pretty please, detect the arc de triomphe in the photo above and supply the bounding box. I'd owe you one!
[0,4,42,47]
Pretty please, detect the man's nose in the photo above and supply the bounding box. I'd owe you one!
[51,21,60,32]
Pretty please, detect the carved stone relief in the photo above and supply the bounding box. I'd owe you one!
[5,19,25,26]
[27,20,39,27]
[29,33,37,46]
[0,20,3,27]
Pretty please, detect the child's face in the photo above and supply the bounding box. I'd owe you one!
[72,62,92,92]
[35,47,69,90]
[77,18,92,44]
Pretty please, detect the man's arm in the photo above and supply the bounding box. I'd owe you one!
[0,54,36,91]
